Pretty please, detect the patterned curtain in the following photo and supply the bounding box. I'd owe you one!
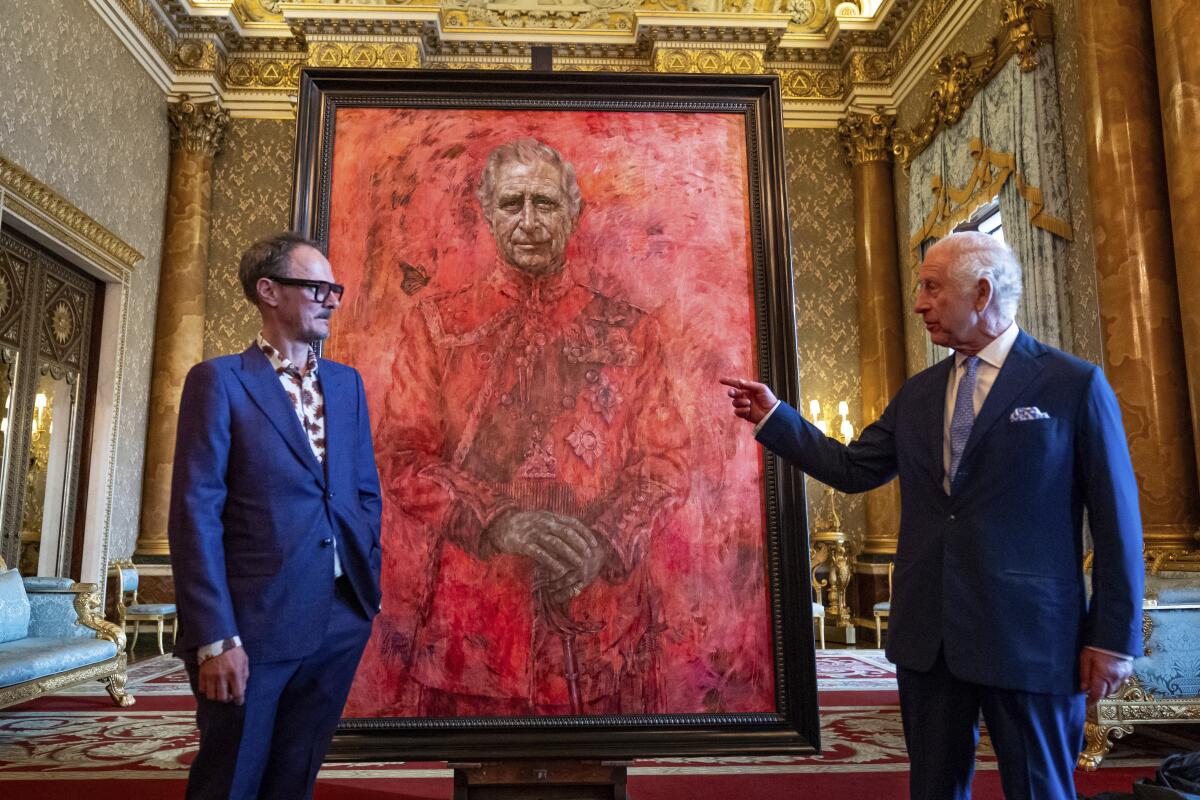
[908,46,1074,364]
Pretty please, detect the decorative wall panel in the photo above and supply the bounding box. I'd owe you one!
[204,119,296,359]
[784,128,864,548]
[0,0,169,563]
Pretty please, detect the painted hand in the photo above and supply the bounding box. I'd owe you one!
[486,510,606,602]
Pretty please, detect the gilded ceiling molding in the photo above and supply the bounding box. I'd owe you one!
[836,107,896,165]
[891,0,1053,167]
[0,156,143,278]
[88,0,973,121]
[653,46,764,74]
[168,95,232,156]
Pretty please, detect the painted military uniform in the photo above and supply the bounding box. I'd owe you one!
[377,261,689,713]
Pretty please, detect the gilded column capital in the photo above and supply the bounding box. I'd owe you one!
[168,95,230,156]
[836,108,897,166]
[1001,0,1053,72]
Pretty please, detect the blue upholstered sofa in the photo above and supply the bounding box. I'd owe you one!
[1079,569,1200,769]
[0,562,133,710]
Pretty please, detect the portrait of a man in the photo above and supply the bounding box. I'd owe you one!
[325,107,776,719]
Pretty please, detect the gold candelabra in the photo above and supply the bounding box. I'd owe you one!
[808,397,857,637]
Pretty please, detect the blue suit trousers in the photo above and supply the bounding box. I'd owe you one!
[184,581,372,800]
[898,649,1086,800]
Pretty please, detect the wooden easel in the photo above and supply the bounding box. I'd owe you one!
[450,759,631,799]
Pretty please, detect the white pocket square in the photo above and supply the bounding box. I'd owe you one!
[1010,406,1051,422]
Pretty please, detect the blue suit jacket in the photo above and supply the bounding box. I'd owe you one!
[758,331,1143,695]
[167,344,383,664]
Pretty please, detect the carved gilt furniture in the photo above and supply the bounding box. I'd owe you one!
[811,528,855,645]
[110,560,177,655]
[1078,573,1200,770]
[0,556,133,710]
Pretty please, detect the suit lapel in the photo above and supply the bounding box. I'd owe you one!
[915,356,954,486]
[234,345,326,485]
[957,331,1046,474]
[318,360,349,493]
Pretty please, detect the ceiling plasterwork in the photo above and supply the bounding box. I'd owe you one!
[86,0,994,123]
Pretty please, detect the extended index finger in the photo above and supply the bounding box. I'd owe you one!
[718,376,751,390]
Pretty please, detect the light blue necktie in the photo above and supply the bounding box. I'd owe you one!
[948,356,980,482]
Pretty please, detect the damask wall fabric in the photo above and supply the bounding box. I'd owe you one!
[205,119,297,359]
[784,129,864,548]
[0,0,169,563]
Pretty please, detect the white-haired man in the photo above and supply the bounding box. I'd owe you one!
[721,232,1143,799]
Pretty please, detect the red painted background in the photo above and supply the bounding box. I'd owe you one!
[325,106,776,717]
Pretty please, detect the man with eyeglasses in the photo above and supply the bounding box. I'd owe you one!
[167,232,382,800]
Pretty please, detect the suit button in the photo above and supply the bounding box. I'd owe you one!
[949,514,956,521]
[321,538,333,547]
[327,491,335,499]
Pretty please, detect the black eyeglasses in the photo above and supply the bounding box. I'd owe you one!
[268,276,345,303]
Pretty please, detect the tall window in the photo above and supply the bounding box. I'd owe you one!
[0,227,101,577]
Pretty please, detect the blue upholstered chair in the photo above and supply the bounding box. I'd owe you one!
[111,561,176,655]
[874,562,894,647]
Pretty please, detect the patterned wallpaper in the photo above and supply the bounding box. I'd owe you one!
[784,129,864,547]
[0,0,169,561]
[891,0,1102,372]
[204,119,297,359]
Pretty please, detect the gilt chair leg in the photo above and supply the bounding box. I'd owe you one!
[130,621,140,654]
[156,620,165,655]
[875,616,882,648]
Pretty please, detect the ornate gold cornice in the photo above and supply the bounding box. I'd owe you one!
[0,155,143,274]
[654,46,764,75]
[837,107,896,166]
[168,95,231,156]
[892,0,1054,167]
[90,0,993,120]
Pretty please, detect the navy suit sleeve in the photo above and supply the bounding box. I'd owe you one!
[167,362,238,648]
[756,398,898,493]
[1077,366,1144,657]
[354,370,382,550]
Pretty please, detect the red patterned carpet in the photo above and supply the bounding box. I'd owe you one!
[0,651,1174,799]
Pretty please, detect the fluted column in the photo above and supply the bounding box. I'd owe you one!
[136,96,229,556]
[1152,1,1200,547]
[1077,1,1198,551]
[837,109,906,556]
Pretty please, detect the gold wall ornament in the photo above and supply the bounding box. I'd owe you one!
[1000,0,1052,72]
[0,156,143,275]
[117,0,178,66]
[307,41,421,70]
[653,47,764,74]
[174,39,222,72]
[892,0,1056,167]
[848,51,893,85]
[836,107,896,165]
[773,66,843,99]
[442,0,637,31]
[168,95,231,156]
[892,43,996,167]
[888,0,957,77]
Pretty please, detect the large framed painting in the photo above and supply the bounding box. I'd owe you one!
[292,69,816,760]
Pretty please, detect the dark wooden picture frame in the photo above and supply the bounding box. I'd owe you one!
[291,68,817,761]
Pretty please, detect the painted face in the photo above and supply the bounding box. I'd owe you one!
[274,244,341,343]
[486,159,576,275]
[912,243,985,351]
